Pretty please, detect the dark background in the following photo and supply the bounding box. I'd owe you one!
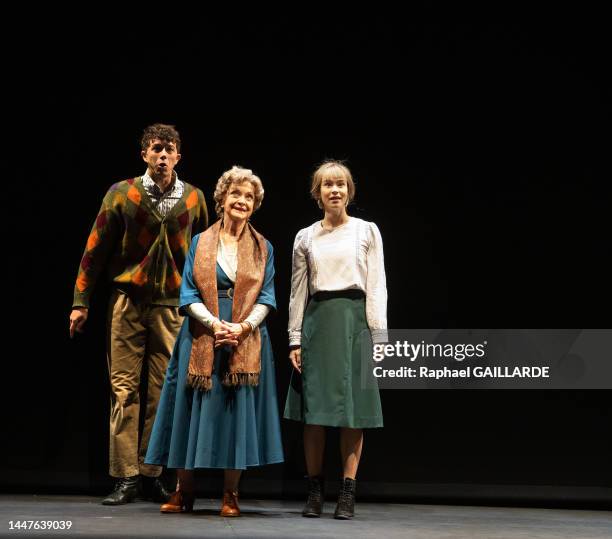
[5,13,612,507]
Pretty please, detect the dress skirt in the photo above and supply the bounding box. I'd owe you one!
[145,269,284,470]
[284,290,383,428]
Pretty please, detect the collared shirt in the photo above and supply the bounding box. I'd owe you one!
[142,171,184,217]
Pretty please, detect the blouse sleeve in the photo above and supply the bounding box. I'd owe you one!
[244,304,271,329]
[179,234,203,314]
[365,222,388,343]
[185,302,218,329]
[288,229,309,347]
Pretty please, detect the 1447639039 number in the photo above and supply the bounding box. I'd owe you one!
[8,520,73,530]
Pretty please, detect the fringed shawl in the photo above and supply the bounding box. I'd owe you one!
[187,219,267,390]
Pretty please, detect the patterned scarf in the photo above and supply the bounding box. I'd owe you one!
[187,219,267,390]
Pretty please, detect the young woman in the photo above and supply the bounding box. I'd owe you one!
[284,160,387,520]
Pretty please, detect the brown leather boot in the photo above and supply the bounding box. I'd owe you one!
[160,490,194,513]
[220,489,240,517]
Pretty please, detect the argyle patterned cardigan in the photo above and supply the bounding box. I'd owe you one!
[73,176,208,308]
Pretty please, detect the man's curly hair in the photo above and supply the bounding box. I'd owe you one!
[141,123,181,152]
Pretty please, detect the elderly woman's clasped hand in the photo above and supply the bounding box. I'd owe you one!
[212,320,251,348]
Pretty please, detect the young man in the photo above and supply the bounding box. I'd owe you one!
[69,124,208,505]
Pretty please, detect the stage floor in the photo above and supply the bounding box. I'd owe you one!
[1,495,610,538]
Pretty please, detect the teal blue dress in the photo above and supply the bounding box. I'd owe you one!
[145,234,284,470]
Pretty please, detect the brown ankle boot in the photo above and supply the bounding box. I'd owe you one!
[220,489,240,517]
[160,490,194,513]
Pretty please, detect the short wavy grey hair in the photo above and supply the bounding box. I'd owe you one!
[213,165,265,218]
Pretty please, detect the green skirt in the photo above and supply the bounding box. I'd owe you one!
[284,291,383,428]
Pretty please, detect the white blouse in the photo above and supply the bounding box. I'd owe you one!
[288,217,388,346]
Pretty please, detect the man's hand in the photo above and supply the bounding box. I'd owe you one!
[69,308,89,338]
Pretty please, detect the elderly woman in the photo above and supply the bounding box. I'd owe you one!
[284,160,387,520]
[145,166,283,517]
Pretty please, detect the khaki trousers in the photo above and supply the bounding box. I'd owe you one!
[106,290,182,478]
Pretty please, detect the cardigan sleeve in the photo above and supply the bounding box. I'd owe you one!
[288,228,309,347]
[192,188,209,233]
[179,234,203,313]
[72,187,122,309]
